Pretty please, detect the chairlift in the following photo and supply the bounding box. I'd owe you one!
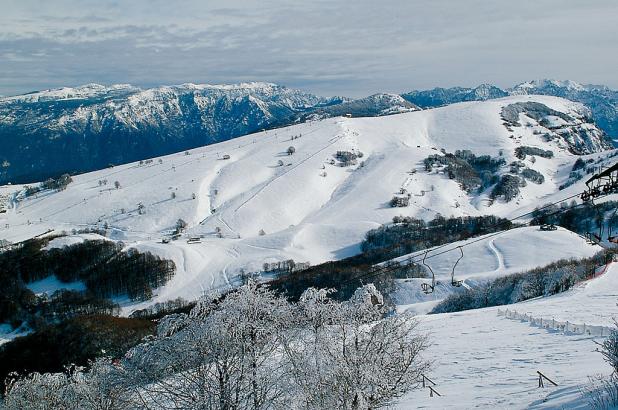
[581,162,618,202]
[421,250,435,294]
[451,246,464,287]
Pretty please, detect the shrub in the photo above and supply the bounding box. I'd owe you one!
[491,174,524,202]
[520,167,545,184]
[514,146,554,160]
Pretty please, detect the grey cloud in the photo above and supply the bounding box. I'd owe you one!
[0,0,617,97]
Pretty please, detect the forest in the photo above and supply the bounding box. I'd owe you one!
[423,149,505,193]
[0,236,175,328]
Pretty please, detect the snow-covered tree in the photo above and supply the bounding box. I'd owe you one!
[3,284,429,409]
[284,285,429,409]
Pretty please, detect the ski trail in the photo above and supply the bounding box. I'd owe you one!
[221,245,241,287]
[487,237,505,273]
[217,213,238,239]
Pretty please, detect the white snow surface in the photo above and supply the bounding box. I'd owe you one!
[0,95,614,313]
[1,94,617,408]
[395,263,618,409]
[42,233,110,250]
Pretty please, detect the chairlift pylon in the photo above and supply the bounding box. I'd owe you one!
[607,208,618,244]
[421,250,435,294]
[451,246,464,287]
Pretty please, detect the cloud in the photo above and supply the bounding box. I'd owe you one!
[0,0,617,97]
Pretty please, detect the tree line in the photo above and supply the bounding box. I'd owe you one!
[0,236,176,327]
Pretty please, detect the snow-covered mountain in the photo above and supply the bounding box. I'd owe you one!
[401,84,508,107]
[3,79,616,186]
[1,94,613,312]
[0,82,346,185]
[288,93,419,122]
[402,79,618,144]
[0,83,422,185]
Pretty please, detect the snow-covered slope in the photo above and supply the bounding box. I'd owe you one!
[402,79,618,145]
[0,82,342,184]
[395,262,618,409]
[0,95,613,311]
[391,226,603,314]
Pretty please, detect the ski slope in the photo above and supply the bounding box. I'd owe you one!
[396,262,618,409]
[391,226,603,314]
[0,95,614,311]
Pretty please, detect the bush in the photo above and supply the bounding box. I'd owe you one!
[514,146,554,160]
[520,167,545,184]
[572,157,586,171]
[491,174,524,202]
[3,284,430,409]
[424,150,505,193]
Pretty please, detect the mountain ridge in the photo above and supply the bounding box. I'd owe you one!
[1,79,616,185]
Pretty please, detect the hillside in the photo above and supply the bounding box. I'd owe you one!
[397,263,618,408]
[402,79,618,145]
[2,79,616,186]
[0,95,614,312]
[390,226,603,314]
[0,82,342,184]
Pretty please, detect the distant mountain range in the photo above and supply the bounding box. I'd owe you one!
[0,79,616,184]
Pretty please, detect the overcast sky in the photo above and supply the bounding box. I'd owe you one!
[1,0,617,97]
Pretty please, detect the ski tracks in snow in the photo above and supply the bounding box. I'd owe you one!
[487,237,505,273]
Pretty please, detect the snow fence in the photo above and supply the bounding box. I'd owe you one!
[497,308,614,337]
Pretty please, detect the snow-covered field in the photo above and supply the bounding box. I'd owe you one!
[0,95,614,312]
[396,262,618,409]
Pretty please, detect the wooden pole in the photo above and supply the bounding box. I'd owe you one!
[537,371,558,388]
